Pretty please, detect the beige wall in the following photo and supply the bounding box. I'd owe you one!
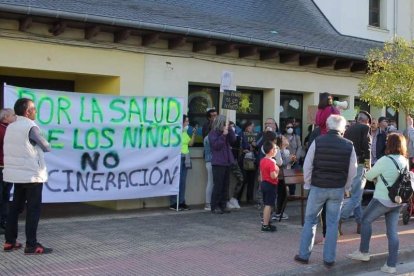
[0,34,383,210]
[141,55,368,208]
[0,37,144,95]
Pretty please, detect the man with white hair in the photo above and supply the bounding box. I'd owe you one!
[294,115,357,267]
[0,108,16,234]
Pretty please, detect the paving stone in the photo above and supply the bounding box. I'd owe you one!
[0,202,413,275]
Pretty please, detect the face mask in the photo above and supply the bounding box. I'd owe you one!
[287,128,293,134]
[183,125,189,131]
[231,126,235,132]
[283,149,290,156]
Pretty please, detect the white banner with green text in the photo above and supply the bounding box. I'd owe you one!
[4,84,183,202]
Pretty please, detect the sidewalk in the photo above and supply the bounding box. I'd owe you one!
[1,201,413,276]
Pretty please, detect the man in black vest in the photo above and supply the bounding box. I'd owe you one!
[339,111,372,235]
[294,115,357,267]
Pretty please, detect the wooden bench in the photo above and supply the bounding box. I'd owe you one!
[280,168,306,225]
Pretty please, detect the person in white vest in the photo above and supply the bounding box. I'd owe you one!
[3,98,52,254]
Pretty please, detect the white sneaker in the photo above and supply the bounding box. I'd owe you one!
[273,212,289,220]
[226,201,236,209]
[347,250,370,261]
[204,204,211,211]
[229,198,241,209]
[381,264,396,274]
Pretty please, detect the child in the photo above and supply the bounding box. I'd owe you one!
[256,131,281,209]
[260,140,279,232]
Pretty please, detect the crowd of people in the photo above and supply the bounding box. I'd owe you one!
[198,108,304,221]
[1,93,412,272]
[181,92,412,274]
[293,92,413,274]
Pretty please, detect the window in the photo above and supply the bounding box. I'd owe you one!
[187,85,219,146]
[386,106,398,129]
[369,0,381,27]
[354,98,370,114]
[235,89,263,134]
[280,92,303,135]
[187,85,263,146]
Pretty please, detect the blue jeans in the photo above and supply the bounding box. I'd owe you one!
[5,183,43,247]
[298,186,345,263]
[205,162,213,205]
[170,157,187,205]
[359,198,401,267]
[341,164,366,223]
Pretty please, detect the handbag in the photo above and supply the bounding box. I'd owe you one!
[184,153,192,169]
[379,156,414,204]
[243,152,256,171]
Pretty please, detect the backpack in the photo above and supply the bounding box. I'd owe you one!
[380,156,414,204]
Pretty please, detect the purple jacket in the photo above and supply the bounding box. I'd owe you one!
[208,128,236,166]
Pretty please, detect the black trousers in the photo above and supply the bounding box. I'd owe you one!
[276,180,288,213]
[0,169,13,226]
[235,169,256,202]
[211,165,230,211]
[5,183,43,247]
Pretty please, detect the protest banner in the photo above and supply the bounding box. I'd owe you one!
[3,84,183,202]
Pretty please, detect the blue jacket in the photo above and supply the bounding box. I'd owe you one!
[208,128,236,166]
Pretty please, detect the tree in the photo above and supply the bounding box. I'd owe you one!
[359,37,414,114]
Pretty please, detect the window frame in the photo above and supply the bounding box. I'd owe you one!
[187,84,220,146]
[369,0,381,28]
[235,88,263,134]
[279,91,303,135]
[385,106,399,128]
[187,85,264,146]
[354,97,371,114]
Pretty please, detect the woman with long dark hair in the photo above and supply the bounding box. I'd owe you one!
[347,133,408,274]
[315,92,340,135]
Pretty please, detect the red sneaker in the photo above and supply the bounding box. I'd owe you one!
[4,242,23,252]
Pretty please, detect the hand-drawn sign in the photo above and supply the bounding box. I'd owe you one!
[222,90,241,110]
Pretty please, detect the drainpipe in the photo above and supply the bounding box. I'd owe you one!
[393,0,397,38]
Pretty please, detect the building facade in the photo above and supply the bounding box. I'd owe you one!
[0,0,410,209]
[314,0,414,42]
